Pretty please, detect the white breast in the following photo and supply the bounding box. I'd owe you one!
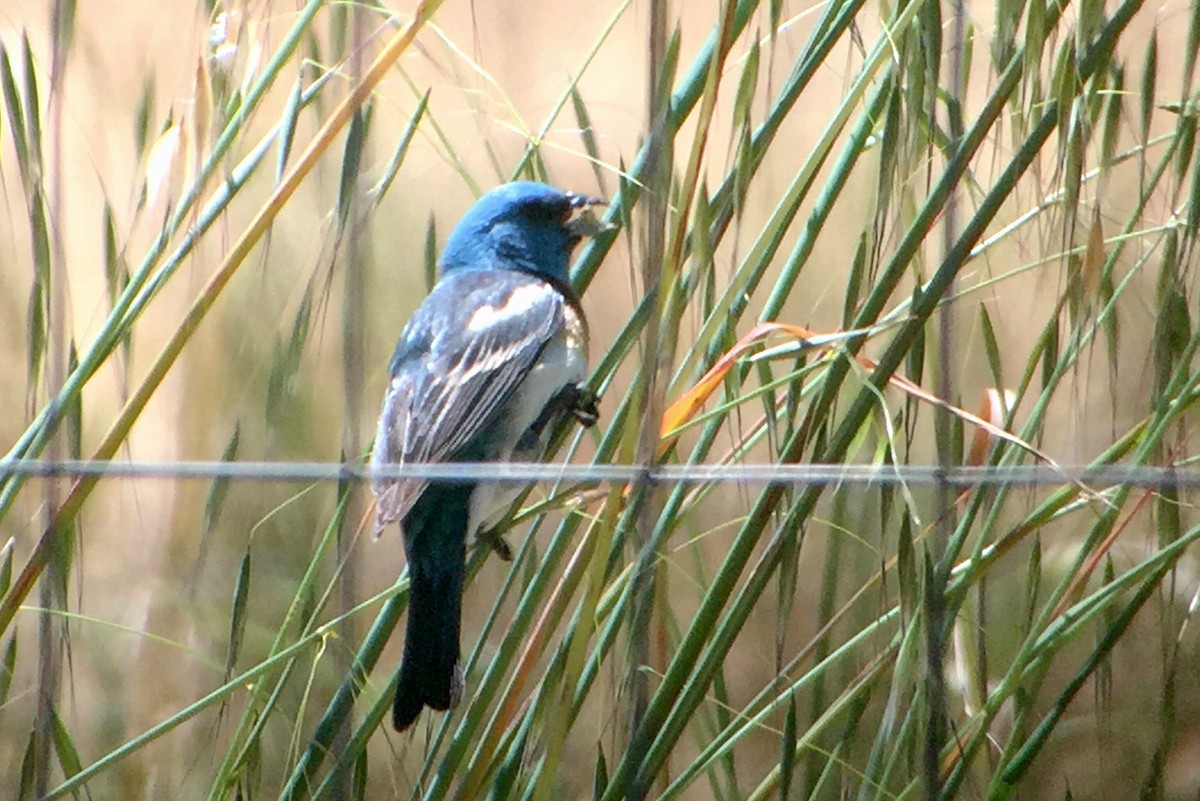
[468,304,588,532]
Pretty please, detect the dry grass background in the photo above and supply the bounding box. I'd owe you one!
[1,0,1199,798]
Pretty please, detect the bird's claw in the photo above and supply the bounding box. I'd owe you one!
[477,528,514,561]
[565,384,600,428]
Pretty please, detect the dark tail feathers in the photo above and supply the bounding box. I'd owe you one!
[393,487,468,731]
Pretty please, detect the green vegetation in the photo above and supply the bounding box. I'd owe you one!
[1,0,1198,798]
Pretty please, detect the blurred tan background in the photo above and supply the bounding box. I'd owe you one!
[1,0,1198,797]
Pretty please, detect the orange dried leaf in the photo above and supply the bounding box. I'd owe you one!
[965,388,1016,466]
[658,321,820,446]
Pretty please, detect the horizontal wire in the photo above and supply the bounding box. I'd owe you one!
[1,459,1198,489]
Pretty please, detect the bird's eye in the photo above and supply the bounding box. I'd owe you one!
[519,197,569,223]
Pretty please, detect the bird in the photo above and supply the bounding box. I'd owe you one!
[371,181,605,732]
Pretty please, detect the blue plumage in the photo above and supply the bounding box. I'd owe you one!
[440,181,594,284]
[372,181,603,731]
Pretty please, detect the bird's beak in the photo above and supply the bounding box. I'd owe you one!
[565,193,609,239]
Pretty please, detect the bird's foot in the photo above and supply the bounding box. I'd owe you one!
[477,527,514,561]
[562,384,600,428]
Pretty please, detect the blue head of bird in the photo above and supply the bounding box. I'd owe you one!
[439,181,603,287]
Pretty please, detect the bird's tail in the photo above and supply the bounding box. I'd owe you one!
[393,485,469,731]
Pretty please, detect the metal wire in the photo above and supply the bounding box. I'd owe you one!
[2,459,1199,489]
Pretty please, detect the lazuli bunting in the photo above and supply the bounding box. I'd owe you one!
[372,181,604,731]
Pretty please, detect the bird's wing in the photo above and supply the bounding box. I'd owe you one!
[372,271,565,535]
